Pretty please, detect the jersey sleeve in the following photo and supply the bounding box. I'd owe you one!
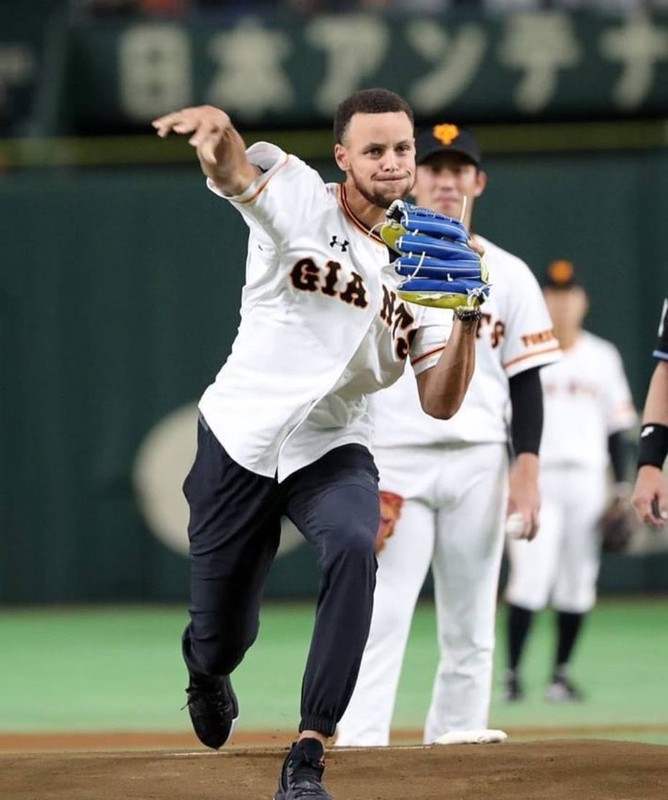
[603,345,637,434]
[499,261,561,378]
[407,306,453,376]
[653,297,668,361]
[206,142,329,243]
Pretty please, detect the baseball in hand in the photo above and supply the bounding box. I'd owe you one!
[505,512,528,540]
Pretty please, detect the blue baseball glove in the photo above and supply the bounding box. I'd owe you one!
[380,200,490,309]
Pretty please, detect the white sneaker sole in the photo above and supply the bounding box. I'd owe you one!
[434,729,508,745]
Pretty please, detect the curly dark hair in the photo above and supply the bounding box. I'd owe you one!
[333,88,414,144]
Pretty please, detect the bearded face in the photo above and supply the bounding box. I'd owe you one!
[335,111,416,211]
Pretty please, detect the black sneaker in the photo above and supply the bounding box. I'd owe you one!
[545,671,585,703]
[504,669,524,702]
[184,674,239,749]
[274,738,333,800]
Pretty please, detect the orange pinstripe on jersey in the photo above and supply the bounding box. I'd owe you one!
[503,344,561,370]
[412,345,446,366]
[338,185,386,245]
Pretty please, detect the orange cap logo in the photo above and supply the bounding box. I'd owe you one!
[432,123,460,146]
[548,259,575,285]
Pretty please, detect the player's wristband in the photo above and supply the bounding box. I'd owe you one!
[454,307,482,324]
[637,423,668,470]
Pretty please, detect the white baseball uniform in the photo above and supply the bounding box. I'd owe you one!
[199,142,453,481]
[505,331,637,613]
[336,237,561,746]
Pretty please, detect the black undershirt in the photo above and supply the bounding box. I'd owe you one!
[607,429,633,484]
[508,367,543,456]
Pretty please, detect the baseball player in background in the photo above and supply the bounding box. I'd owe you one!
[152,92,487,800]
[504,261,637,702]
[632,296,668,527]
[335,124,560,748]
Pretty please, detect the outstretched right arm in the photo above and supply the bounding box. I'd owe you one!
[152,105,260,196]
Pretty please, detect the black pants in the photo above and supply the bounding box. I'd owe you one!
[181,417,380,737]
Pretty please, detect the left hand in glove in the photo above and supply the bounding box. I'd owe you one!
[599,485,638,553]
[376,491,404,553]
[380,200,490,310]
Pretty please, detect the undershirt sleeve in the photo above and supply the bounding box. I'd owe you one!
[508,366,543,456]
[608,429,634,484]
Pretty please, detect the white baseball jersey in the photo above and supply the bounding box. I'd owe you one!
[369,236,561,469]
[199,143,451,481]
[539,331,637,470]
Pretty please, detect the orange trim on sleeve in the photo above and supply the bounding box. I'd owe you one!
[237,153,291,205]
[412,345,446,366]
[503,344,561,370]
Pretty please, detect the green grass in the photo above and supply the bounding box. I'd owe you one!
[1,599,666,743]
[485,600,668,732]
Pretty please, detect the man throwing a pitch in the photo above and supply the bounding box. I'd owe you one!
[153,92,488,799]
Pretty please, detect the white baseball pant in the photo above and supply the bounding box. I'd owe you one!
[336,443,508,745]
[505,464,608,613]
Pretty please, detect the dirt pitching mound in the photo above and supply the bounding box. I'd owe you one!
[2,739,666,800]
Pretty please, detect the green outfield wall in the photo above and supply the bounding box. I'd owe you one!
[1,148,667,603]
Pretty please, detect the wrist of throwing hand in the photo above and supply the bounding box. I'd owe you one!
[453,307,482,324]
[637,423,668,470]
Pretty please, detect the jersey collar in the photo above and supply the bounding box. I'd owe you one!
[338,185,385,245]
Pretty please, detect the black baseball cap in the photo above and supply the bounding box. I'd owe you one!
[542,259,581,290]
[416,123,482,167]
